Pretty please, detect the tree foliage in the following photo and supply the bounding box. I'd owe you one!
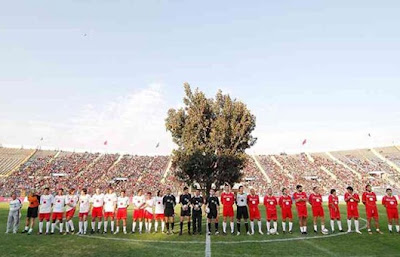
[165,83,257,193]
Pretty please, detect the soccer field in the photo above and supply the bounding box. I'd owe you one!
[1,203,399,257]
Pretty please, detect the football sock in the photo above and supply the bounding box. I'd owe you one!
[321,225,325,231]
[282,222,286,232]
[79,221,83,233]
[274,222,277,231]
[139,221,143,232]
[208,222,211,232]
[223,222,227,233]
[188,222,191,232]
[396,225,399,232]
[180,222,183,232]
[355,220,360,231]
[388,225,392,231]
[171,222,175,231]
[148,222,152,232]
[133,222,137,232]
[69,220,75,231]
[337,221,342,230]
[97,221,102,230]
[347,220,352,231]
[250,221,255,233]
[289,222,293,231]
[161,221,165,232]
[266,221,270,232]
[215,222,218,231]
[330,220,334,231]
[166,222,169,231]
[39,221,43,233]
[245,222,249,232]
[111,221,114,232]
[84,221,88,232]
[46,222,50,233]
[258,221,262,232]
[237,222,241,232]
[230,222,234,233]
[314,225,317,231]
[66,222,70,232]
[155,221,159,232]
[92,221,96,230]
[104,221,108,232]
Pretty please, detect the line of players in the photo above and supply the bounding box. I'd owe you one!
[11,183,400,236]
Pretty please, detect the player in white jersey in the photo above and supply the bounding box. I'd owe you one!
[90,188,104,234]
[65,188,78,234]
[132,189,146,233]
[115,190,129,234]
[103,187,117,234]
[51,188,66,234]
[38,187,54,235]
[236,185,250,235]
[78,188,91,235]
[144,192,155,233]
[154,190,165,233]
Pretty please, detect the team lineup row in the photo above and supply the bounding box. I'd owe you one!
[5,184,400,237]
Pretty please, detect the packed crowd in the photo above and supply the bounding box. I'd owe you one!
[1,147,400,197]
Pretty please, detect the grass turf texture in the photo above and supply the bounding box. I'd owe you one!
[1,203,399,257]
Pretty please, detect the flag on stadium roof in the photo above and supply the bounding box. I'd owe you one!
[104,140,108,146]
[302,139,307,145]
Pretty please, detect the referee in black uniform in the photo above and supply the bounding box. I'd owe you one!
[191,188,204,235]
[206,188,220,236]
[179,186,192,235]
[163,188,176,234]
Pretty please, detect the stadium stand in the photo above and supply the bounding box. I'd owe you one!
[1,146,400,197]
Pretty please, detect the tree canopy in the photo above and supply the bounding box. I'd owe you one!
[165,83,257,193]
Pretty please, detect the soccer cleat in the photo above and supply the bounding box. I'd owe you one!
[27,230,32,235]
[339,230,344,233]
[289,230,293,234]
[77,232,82,235]
[97,229,101,234]
[123,231,127,235]
[236,231,241,236]
[179,231,183,236]
[347,230,351,233]
[231,231,235,235]
[207,232,211,236]
[102,231,107,234]
[188,231,191,235]
[275,231,279,235]
[21,230,27,234]
[376,230,383,235]
[368,230,373,235]
[314,230,318,234]
[114,231,119,235]
[246,231,251,235]
[91,229,95,234]
[355,230,362,234]
[215,231,219,235]
[71,230,75,235]
[389,230,393,233]
[223,232,227,236]
[259,231,264,235]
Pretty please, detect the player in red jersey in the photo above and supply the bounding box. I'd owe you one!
[279,188,293,234]
[308,186,327,234]
[247,188,263,235]
[264,188,278,235]
[328,189,343,233]
[220,184,235,235]
[362,184,383,234]
[293,185,308,234]
[382,188,399,233]
[344,186,362,234]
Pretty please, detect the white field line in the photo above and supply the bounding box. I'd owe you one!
[205,232,211,257]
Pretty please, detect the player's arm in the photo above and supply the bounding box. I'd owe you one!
[362,193,366,205]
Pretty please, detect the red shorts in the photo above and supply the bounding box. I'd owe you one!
[386,208,399,220]
[223,206,234,217]
[92,207,103,218]
[347,208,359,219]
[133,209,144,220]
[329,207,341,220]
[281,208,293,220]
[66,209,75,219]
[39,213,51,221]
[52,212,63,220]
[104,212,115,219]
[155,214,164,220]
[144,210,154,220]
[266,210,277,221]
[79,212,89,218]
[296,205,308,218]
[117,208,127,220]
[366,206,379,219]
[312,206,324,217]
[249,207,261,220]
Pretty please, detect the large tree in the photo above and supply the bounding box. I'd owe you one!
[165,83,257,194]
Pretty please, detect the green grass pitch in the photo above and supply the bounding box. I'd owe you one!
[1,203,400,257]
